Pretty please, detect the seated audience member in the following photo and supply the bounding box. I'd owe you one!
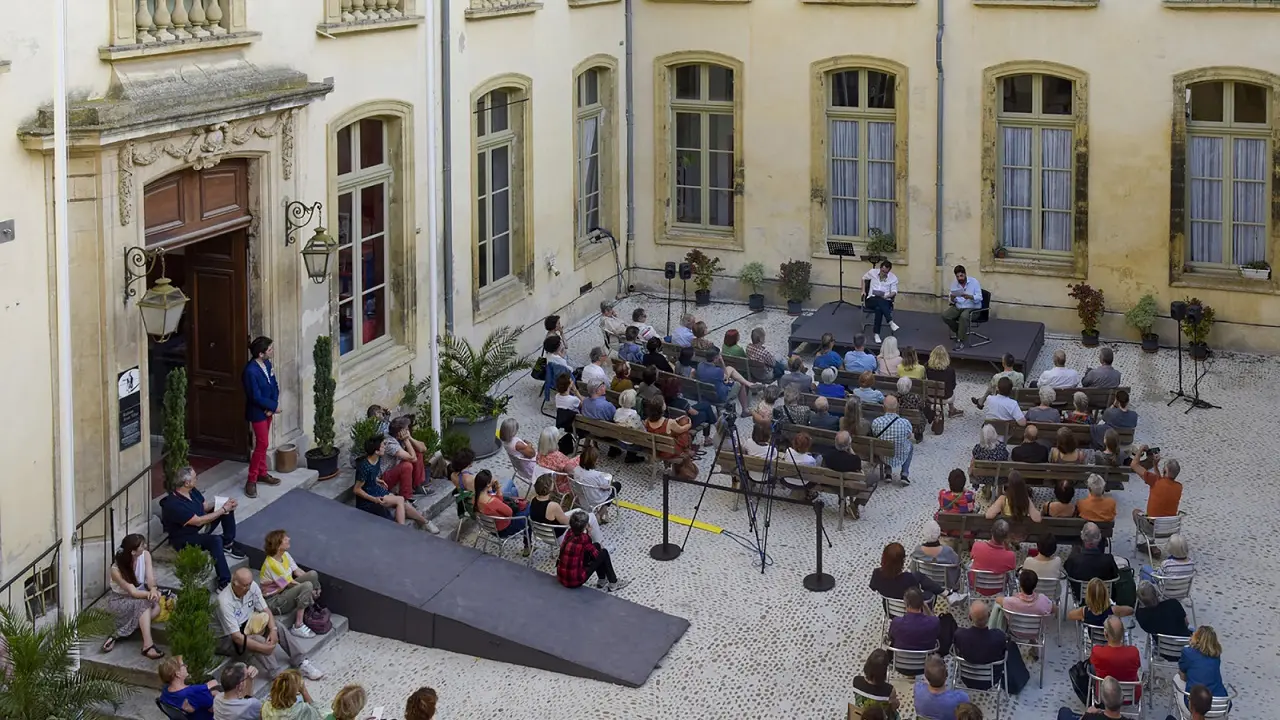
[955,703,985,720]
[871,542,944,603]
[871,396,914,484]
[670,313,696,347]
[542,334,572,379]
[582,346,611,388]
[914,655,969,720]
[1179,626,1229,701]
[1010,425,1049,463]
[852,370,886,405]
[926,345,963,418]
[261,669,322,720]
[324,684,366,720]
[894,376,933,429]
[500,418,540,482]
[823,430,865,516]
[630,308,659,341]
[969,519,1017,595]
[215,568,322,678]
[379,416,429,502]
[815,367,847,400]
[776,384,812,426]
[636,365,665,411]
[642,337,674,373]
[779,355,814,394]
[213,662,260,720]
[971,353,1024,409]
[554,373,582,418]
[1065,524,1119,600]
[610,361,634,392]
[911,520,961,589]
[951,601,1007,689]
[259,530,322,639]
[1042,478,1078,518]
[851,649,901,719]
[813,332,842,370]
[573,444,623,520]
[984,470,1043,525]
[751,384,780,425]
[643,398,696,465]
[159,656,219,720]
[1167,685,1215,720]
[581,382,618,421]
[937,469,976,514]
[690,320,716,352]
[536,427,580,473]
[746,327,786,382]
[613,389,644,430]
[1068,577,1133,626]
[449,446,516,498]
[1141,533,1195,582]
[530,474,603,543]
[695,347,756,413]
[617,326,646,364]
[404,687,439,720]
[1089,617,1142,699]
[1092,390,1138,449]
[740,420,774,459]
[843,334,879,374]
[888,588,944,656]
[474,469,530,551]
[1134,581,1190,644]
[979,376,1027,429]
[1022,534,1063,581]
[104,533,163,658]
[1057,676,1127,720]
[999,569,1056,636]
[808,396,841,432]
[897,346,926,380]
[1066,391,1093,425]
[366,404,391,436]
[1082,347,1122,388]
[877,336,904,376]
[352,436,431,528]
[785,432,819,470]
[675,347,698,378]
[1091,428,1123,467]
[969,424,1009,490]
[557,511,630,592]
[1037,349,1082,389]
[160,465,243,591]
[722,329,747,358]
[1130,445,1184,543]
[1026,385,1065,423]
[659,372,717,445]
[841,396,871,436]
[1050,427,1088,464]
[545,314,566,346]
[1077,474,1117,523]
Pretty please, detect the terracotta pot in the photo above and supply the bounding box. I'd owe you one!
[274,443,298,474]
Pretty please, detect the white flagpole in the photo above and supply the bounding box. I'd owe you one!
[425,0,443,436]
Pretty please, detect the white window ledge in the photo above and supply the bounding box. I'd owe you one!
[803,0,917,5]
[317,15,423,36]
[99,31,259,61]
[974,0,1097,6]
[569,0,620,6]
[465,1,543,19]
[1164,0,1280,8]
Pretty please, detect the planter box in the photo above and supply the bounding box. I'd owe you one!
[1241,267,1270,280]
[450,414,501,459]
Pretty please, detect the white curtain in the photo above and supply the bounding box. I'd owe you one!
[1000,126,1032,248]
[1232,137,1267,265]
[829,119,858,237]
[579,115,600,232]
[1041,128,1073,251]
[867,121,896,235]
[1188,135,1224,264]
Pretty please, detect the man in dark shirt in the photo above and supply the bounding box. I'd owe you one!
[1092,389,1138,449]
[1064,522,1119,600]
[1010,425,1050,463]
[1134,582,1191,656]
[888,588,940,655]
[951,601,1007,689]
[160,465,245,590]
[807,396,841,432]
[1081,347,1123,388]
[823,431,865,519]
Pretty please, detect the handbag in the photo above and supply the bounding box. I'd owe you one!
[303,604,332,635]
[1112,566,1137,607]
[153,595,176,624]
[531,355,547,381]
[1068,659,1092,704]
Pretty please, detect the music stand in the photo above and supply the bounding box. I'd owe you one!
[826,240,857,316]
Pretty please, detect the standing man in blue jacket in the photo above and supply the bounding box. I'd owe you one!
[242,336,282,498]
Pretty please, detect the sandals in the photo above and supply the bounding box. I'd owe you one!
[101,636,116,653]
[141,644,165,660]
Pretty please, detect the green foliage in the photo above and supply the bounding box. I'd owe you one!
[0,607,131,720]
[1243,260,1271,270]
[739,262,766,294]
[440,429,471,461]
[1181,297,1216,345]
[1124,294,1159,336]
[865,228,897,256]
[1067,282,1106,334]
[312,336,337,454]
[778,260,813,302]
[411,423,441,457]
[349,417,381,461]
[399,369,421,410]
[685,249,723,293]
[168,546,217,683]
[162,367,190,491]
[420,327,532,422]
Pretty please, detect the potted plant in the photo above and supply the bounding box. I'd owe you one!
[1067,282,1105,347]
[168,545,218,682]
[778,259,812,316]
[740,261,767,311]
[0,607,130,717]
[861,228,896,264]
[1124,293,1160,354]
[305,335,341,480]
[348,416,381,468]
[1241,260,1271,280]
[162,367,190,490]
[685,248,723,306]
[1181,297,1215,361]
[421,327,531,459]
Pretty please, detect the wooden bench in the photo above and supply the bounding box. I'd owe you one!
[712,450,871,529]
[778,423,895,464]
[986,419,1135,447]
[572,415,677,483]
[834,370,941,401]
[1013,386,1130,412]
[934,513,1115,544]
[796,391,925,427]
[625,362,722,405]
[969,460,1133,491]
[656,341,765,385]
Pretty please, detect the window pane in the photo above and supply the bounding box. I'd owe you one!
[831,71,859,108]
[709,190,733,227]
[674,65,700,100]
[493,232,511,281]
[476,151,486,196]
[867,122,895,235]
[867,71,894,110]
[478,233,488,288]
[1002,75,1033,114]
[709,114,733,152]
[360,287,385,345]
[337,192,353,249]
[337,124,353,175]
[1041,128,1073,253]
[1233,137,1267,265]
[1001,126,1033,249]
[492,188,510,237]
[708,65,734,102]
[490,145,510,192]
[676,151,702,192]
[586,192,601,231]
[1189,82,1224,123]
[475,98,486,137]
[1234,82,1268,124]
[338,297,354,355]
[338,246,353,304]
[362,235,385,291]
[676,186,701,224]
[829,119,858,237]
[710,151,733,191]
[477,196,486,251]
[675,112,702,150]
[1188,135,1224,263]
[359,118,385,169]
[1041,76,1073,115]
[360,184,385,239]
[488,90,509,133]
[579,69,599,108]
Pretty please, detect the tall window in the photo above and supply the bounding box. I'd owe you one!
[1186,80,1271,266]
[336,118,392,356]
[476,89,515,289]
[826,68,897,239]
[671,63,735,231]
[997,73,1075,254]
[576,68,603,241]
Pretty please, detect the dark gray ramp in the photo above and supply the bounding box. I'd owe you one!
[237,489,687,687]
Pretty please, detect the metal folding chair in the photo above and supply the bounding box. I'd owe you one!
[966,566,1013,601]
[912,557,961,592]
[570,475,622,529]
[950,654,1007,720]
[1002,607,1050,687]
[526,520,564,569]
[473,513,527,558]
[1145,633,1192,692]
[1087,671,1143,719]
[880,594,907,642]
[1033,573,1067,645]
[1152,570,1197,626]
[1173,684,1234,719]
[887,644,936,679]
[1135,513,1184,558]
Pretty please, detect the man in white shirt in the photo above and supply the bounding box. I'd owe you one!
[581,346,610,388]
[942,265,983,351]
[215,568,322,678]
[599,300,628,342]
[861,260,900,343]
[1037,349,1082,389]
[979,376,1027,435]
[630,308,659,341]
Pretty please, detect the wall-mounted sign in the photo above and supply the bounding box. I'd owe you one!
[118,367,142,451]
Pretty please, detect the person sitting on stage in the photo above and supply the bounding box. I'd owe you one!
[862,260,900,344]
[876,335,903,376]
[872,396,914,484]
[813,332,842,370]
[722,329,746,358]
[942,265,983,351]
[776,384,812,426]
[1082,347,1122,389]
[353,436,432,529]
[642,337,674,374]
[852,370,885,404]
[843,333,879,374]
[897,346,926,380]
[746,327,786,382]
[691,321,716,352]
[630,308,659,341]
[557,511,630,592]
[808,396,841,432]
[670,313,696,347]
[972,352,1024,409]
[696,347,755,414]
[1010,425,1049,463]
[599,299,628,342]
[530,474,603,542]
[816,367,847,400]
[1066,391,1093,424]
[779,355,814,394]
[1037,349,1082,389]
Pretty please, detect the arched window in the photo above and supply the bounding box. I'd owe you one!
[996,73,1076,255]
[475,87,517,289]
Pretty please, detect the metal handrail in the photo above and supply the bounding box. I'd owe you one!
[0,542,60,622]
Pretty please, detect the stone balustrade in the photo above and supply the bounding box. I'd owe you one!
[102,0,257,60]
[317,0,424,36]
[465,0,544,19]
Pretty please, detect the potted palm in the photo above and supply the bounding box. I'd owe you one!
[1241,260,1271,280]
[1124,293,1160,353]
[778,259,812,316]
[304,335,341,480]
[1067,282,1105,347]
[686,249,723,306]
[1181,297,1215,361]
[418,327,530,459]
[740,261,767,311]
[0,606,131,717]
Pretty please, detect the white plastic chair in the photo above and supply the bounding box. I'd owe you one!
[1002,606,1050,687]
[1087,671,1143,719]
[1153,570,1197,626]
[950,654,1007,720]
[526,520,565,569]
[1135,513,1184,558]
[472,514,527,558]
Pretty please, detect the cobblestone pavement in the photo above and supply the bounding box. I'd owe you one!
[301,296,1275,720]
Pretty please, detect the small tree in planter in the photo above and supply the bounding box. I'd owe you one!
[1124,293,1160,353]
[1067,282,1105,347]
[418,327,531,459]
[162,367,190,490]
[0,606,131,718]
[685,249,723,306]
[740,261,767,311]
[167,546,218,683]
[1181,297,1215,360]
[862,228,897,263]
[305,335,340,480]
[778,260,813,316]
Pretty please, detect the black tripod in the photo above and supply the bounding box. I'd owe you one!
[1167,301,1218,413]
[826,240,857,316]
[664,262,676,339]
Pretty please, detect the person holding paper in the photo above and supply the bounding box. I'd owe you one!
[160,465,243,590]
[861,260,899,343]
[941,265,983,351]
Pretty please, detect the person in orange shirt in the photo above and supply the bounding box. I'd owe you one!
[1130,445,1183,549]
[1077,474,1118,523]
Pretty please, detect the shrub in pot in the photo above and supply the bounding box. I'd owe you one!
[778,260,813,316]
[1067,282,1105,347]
[686,249,723,306]
[1180,297,1215,360]
[740,261,767,311]
[162,367,190,490]
[1124,293,1160,353]
[861,229,896,264]
[348,416,381,468]
[305,335,341,479]
[168,545,218,682]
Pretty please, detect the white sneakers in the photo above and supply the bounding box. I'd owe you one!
[423,519,441,535]
[889,321,900,332]
[291,623,316,639]
[874,334,882,344]
[299,659,325,680]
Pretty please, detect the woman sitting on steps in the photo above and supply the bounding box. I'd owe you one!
[103,533,163,659]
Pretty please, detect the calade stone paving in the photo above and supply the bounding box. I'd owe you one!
[297,296,1274,719]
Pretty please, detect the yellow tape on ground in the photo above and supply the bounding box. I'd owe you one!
[614,500,723,534]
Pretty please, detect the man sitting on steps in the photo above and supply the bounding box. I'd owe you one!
[215,568,323,680]
[160,465,244,591]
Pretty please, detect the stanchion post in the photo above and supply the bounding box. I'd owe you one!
[802,499,834,592]
[649,468,682,561]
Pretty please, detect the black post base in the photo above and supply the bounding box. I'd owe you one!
[649,543,682,561]
[803,573,835,592]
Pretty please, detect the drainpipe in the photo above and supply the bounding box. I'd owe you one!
[624,0,635,291]
[935,0,946,275]
[425,0,442,434]
[440,0,456,333]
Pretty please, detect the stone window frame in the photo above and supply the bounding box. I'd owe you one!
[808,56,909,262]
[973,0,1097,7]
[470,74,535,320]
[1164,0,1280,9]
[568,0,620,6]
[326,100,417,383]
[802,0,916,6]
[573,55,621,269]
[101,0,259,61]
[979,60,1090,280]
[653,51,745,252]
[465,1,544,20]
[1170,67,1280,294]
[317,0,425,36]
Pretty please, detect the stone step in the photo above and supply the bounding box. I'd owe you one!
[306,456,458,523]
